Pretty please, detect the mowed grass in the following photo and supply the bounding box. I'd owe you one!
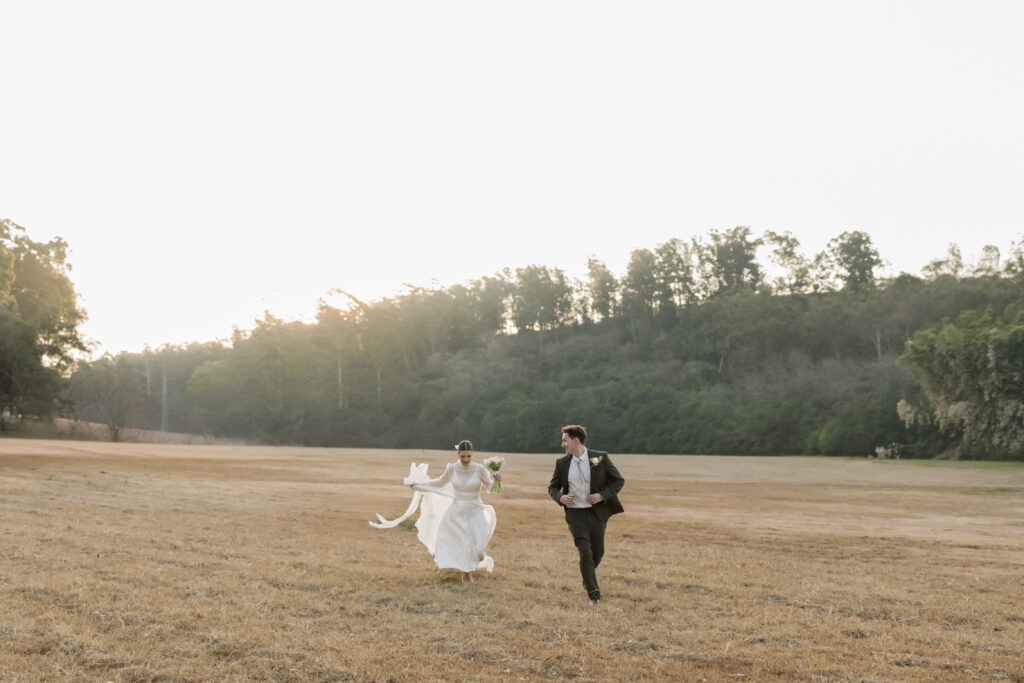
[1,440,1022,682]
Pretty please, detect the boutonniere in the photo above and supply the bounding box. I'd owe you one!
[590,455,603,466]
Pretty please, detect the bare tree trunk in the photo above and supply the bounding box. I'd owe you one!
[337,352,344,410]
[160,355,169,432]
[143,353,152,396]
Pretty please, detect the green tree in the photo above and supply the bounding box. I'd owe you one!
[1004,237,1024,281]
[972,245,1001,278]
[652,238,698,316]
[921,243,964,280]
[701,226,764,295]
[585,257,618,322]
[619,248,658,326]
[764,230,812,294]
[0,219,87,427]
[67,354,149,441]
[187,315,329,442]
[825,230,883,292]
[900,311,1024,458]
[467,272,511,337]
[510,265,573,339]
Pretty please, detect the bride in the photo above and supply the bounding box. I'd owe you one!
[371,440,502,581]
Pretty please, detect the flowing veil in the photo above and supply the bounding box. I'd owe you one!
[369,462,454,557]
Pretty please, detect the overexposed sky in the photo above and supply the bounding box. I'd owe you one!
[2,1,1022,355]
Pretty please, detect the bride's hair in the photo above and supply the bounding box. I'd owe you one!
[454,439,473,453]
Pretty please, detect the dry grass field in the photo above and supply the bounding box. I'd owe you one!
[1,439,1022,682]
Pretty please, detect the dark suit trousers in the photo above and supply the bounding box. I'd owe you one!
[566,507,606,596]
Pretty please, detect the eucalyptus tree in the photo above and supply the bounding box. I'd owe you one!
[825,230,883,293]
[186,315,325,442]
[619,248,658,320]
[701,226,764,295]
[972,245,1001,278]
[694,290,803,376]
[921,243,965,280]
[395,285,458,362]
[653,238,698,316]
[884,273,927,343]
[852,286,907,362]
[140,346,170,430]
[467,272,511,337]
[314,300,360,411]
[569,276,591,326]
[1003,238,1024,281]
[585,257,618,322]
[510,265,573,341]
[763,230,813,295]
[130,342,227,433]
[354,298,408,410]
[0,219,87,427]
[67,353,149,441]
[445,283,489,350]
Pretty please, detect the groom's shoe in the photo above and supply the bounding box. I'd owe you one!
[589,590,601,605]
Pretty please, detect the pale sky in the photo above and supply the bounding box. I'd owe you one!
[2,1,1022,356]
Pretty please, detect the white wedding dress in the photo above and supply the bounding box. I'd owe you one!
[370,462,496,573]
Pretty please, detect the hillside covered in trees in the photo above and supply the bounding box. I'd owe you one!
[3,218,1023,459]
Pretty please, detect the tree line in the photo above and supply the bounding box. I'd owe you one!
[3,217,1023,459]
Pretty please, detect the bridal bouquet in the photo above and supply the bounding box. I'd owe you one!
[482,456,504,492]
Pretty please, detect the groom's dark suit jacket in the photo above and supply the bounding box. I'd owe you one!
[548,450,625,522]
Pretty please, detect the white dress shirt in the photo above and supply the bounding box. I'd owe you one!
[568,448,592,508]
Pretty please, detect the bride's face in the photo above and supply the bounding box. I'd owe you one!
[458,450,473,466]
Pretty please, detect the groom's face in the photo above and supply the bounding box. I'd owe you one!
[561,433,579,455]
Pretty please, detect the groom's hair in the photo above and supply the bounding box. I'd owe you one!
[562,424,587,444]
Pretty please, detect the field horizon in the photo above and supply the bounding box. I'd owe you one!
[2,439,1022,682]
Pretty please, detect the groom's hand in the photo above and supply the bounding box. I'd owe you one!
[586,493,604,504]
[559,494,573,506]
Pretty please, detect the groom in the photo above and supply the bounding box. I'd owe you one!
[548,424,625,605]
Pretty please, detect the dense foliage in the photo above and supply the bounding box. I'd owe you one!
[0,219,86,429]
[60,226,1024,458]
[900,310,1024,459]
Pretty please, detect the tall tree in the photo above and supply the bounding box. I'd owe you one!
[972,245,1001,277]
[468,272,511,337]
[510,265,573,338]
[922,243,964,280]
[585,257,618,322]
[763,230,812,295]
[619,248,658,322]
[653,238,697,314]
[1005,237,1024,281]
[0,219,87,426]
[186,315,328,442]
[314,300,360,411]
[701,226,764,295]
[67,354,149,441]
[825,230,883,292]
